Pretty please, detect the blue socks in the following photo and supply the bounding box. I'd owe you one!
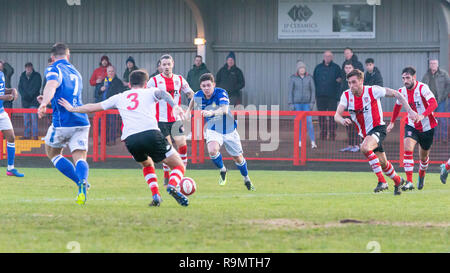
[211,152,224,169]
[7,142,15,170]
[235,159,249,177]
[52,155,79,185]
[75,159,89,183]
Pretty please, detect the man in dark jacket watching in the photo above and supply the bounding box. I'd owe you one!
[18,62,41,139]
[342,47,364,73]
[216,51,245,105]
[422,59,450,142]
[313,50,342,140]
[99,65,126,145]
[364,58,383,86]
[187,55,210,92]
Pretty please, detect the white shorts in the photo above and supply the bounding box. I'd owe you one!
[44,125,90,152]
[0,112,13,131]
[206,129,243,157]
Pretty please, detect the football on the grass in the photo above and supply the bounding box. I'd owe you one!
[179,177,196,196]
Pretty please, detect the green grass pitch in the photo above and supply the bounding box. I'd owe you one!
[0,168,448,253]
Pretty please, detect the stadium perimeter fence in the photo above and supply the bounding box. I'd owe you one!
[0,108,449,166]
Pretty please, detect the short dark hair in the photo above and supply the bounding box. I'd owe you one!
[47,58,53,64]
[195,55,202,59]
[402,66,416,76]
[346,69,364,80]
[199,73,215,84]
[365,58,374,64]
[344,47,353,52]
[25,62,33,68]
[160,54,173,62]
[343,60,354,68]
[51,43,69,57]
[129,69,149,87]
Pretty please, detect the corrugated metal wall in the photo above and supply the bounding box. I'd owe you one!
[0,0,444,111]
[208,0,443,111]
[0,0,197,105]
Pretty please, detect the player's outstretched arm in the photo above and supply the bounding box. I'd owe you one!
[154,89,185,120]
[334,104,352,127]
[58,98,104,113]
[385,87,418,122]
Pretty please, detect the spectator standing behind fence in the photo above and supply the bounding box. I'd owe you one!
[288,61,317,149]
[150,60,162,78]
[185,55,210,105]
[122,56,138,86]
[313,50,342,141]
[216,51,245,105]
[18,62,41,140]
[90,55,111,102]
[422,59,450,143]
[342,47,364,73]
[99,65,126,145]
[339,61,359,152]
[364,58,383,86]
[0,60,14,109]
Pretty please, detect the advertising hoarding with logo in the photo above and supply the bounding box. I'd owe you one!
[278,0,376,39]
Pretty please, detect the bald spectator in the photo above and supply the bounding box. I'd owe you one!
[100,65,126,145]
[313,50,342,140]
[422,59,450,143]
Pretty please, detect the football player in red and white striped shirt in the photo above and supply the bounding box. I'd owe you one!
[335,69,418,195]
[147,55,194,185]
[387,67,438,191]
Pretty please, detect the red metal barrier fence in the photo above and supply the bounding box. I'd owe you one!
[1,108,449,166]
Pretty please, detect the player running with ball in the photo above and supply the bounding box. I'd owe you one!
[185,73,255,191]
[334,69,418,195]
[59,70,189,207]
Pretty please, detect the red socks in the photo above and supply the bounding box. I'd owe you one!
[419,157,429,178]
[382,161,402,186]
[403,151,414,182]
[143,166,159,196]
[178,145,188,167]
[163,163,170,180]
[364,151,386,183]
[169,165,185,187]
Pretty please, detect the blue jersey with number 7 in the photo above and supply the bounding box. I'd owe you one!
[45,59,90,128]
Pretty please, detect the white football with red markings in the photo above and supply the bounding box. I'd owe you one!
[179,177,197,196]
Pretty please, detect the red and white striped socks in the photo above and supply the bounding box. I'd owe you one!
[168,165,185,188]
[364,151,386,183]
[143,166,160,196]
[403,151,414,182]
[178,145,188,167]
[418,157,429,178]
[163,163,170,182]
[382,161,402,186]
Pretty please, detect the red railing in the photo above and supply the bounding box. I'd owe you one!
[1,108,449,166]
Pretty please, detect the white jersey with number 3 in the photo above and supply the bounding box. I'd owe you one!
[100,88,160,140]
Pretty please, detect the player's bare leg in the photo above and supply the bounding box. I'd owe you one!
[162,136,173,186]
[138,157,162,207]
[360,136,398,194]
[232,154,254,191]
[207,141,227,185]
[417,146,431,190]
[162,153,189,207]
[376,151,405,193]
[403,137,417,191]
[2,129,24,177]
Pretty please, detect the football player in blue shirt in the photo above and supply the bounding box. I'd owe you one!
[0,72,24,177]
[186,73,255,191]
[38,43,90,205]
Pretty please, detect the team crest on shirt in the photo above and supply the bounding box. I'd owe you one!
[350,98,353,103]
[364,97,369,103]
[78,140,85,146]
[407,131,412,136]
[159,81,164,85]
